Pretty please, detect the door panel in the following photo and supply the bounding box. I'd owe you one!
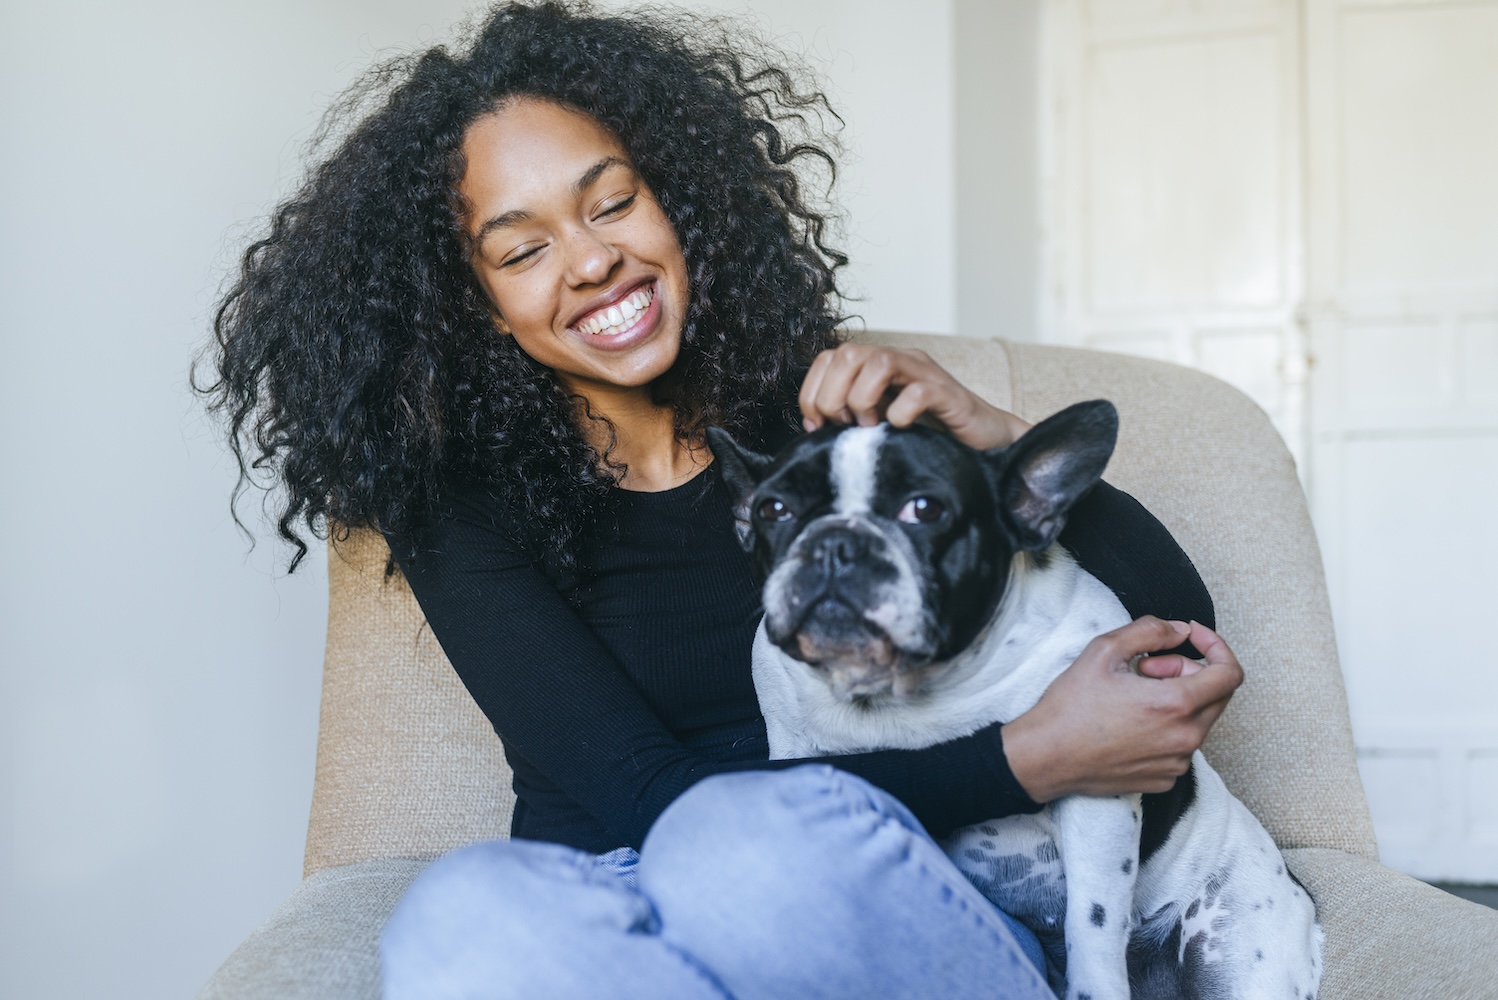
[1043,0,1498,879]
[1306,0,1498,880]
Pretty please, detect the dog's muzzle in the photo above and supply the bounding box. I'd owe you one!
[763,519,938,699]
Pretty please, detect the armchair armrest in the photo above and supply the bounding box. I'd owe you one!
[1284,847,1498,1000]
[197,859,427,1000]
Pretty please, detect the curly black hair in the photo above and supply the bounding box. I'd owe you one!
[197,0,848,576]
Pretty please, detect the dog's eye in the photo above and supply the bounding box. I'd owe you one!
[757,498,794,522]
[897,497,945,524]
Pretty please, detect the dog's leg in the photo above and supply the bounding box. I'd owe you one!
[1052,793,1142,1000]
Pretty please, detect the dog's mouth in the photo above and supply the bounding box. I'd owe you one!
[777,599,934,701]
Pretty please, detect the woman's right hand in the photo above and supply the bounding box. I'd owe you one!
[1001,618,1244,803]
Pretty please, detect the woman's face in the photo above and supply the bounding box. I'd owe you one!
[458,98,690,400]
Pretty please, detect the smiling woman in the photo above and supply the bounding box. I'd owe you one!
[199,3,1232,998]
[459,100,693,461]
[199,0,846,579]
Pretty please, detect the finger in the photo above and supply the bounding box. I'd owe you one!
[807,345,865,428]
[883,382,939,429]
[1176,657,1244,706]
[1096,617,1193,667]
[1188,621,1237,673]
[845,352,902,426]
[1180,622,1244,690]
[1135,653,1205,679]
[798,350,834,431]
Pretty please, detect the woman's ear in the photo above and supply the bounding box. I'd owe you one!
[493,313,512,335]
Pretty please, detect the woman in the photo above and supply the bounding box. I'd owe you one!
[201,3,1241,997]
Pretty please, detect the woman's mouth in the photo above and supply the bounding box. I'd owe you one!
[570,282,656,338]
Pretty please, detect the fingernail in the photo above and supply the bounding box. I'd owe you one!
[1170,620,1190,634]
[803,418,817,433]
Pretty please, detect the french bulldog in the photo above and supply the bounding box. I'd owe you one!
[707,402,1322,1000]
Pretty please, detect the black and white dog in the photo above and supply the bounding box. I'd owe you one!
[707,402,1322,1000]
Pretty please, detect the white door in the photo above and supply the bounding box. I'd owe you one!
[1039,0,1310,463]
[1041,0,1498,880]
[1302,0,1498,882]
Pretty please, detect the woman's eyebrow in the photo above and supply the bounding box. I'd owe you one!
[474,156,633,245]
[572,155,630,196]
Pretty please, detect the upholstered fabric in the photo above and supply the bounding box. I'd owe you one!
[1284,847,1498,1000]
[304,532,514,876]
[203,334,1498,1000]
[199,859,424,1000]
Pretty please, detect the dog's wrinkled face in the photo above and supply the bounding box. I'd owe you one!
[707,400,1119,701]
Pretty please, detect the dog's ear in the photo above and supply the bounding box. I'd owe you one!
[983,400,1118,552]
[706,426,776,551]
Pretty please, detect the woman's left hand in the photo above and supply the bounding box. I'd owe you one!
[799,343,1030,450]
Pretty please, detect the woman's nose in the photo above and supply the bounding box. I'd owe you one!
[562,226,622,287]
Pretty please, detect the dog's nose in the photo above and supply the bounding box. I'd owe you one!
[811,531,863,574]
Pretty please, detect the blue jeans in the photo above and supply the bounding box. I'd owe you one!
[381,765,1051,1000]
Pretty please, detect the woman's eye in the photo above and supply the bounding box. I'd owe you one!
[757,498,794,522]
[896,497,945,524]
[598,194,636,218]
[502,245,543,267]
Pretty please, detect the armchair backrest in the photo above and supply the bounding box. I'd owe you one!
[303,333,1378,877]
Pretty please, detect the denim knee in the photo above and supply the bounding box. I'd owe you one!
[381,839,669,1000]
[644,764,921,868]
[638,766,1053,1000]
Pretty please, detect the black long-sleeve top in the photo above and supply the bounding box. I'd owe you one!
[388,463,1213,854]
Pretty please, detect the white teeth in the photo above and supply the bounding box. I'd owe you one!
[575,283,655,336]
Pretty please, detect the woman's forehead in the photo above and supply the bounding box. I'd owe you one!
[460,99,631,210]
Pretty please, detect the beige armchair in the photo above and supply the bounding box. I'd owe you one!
[199,333,1498,1000]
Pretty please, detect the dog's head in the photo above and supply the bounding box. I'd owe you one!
[707,400,1117,700]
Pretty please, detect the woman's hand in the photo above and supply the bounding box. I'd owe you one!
[799,343,1031,450]
[1001,618,1244,803]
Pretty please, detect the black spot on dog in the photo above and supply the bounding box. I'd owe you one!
[1078,994,1091,1000]
[1203,872,1225,906]
[1121,858,1133,875]
[1256,949,1264,961]
[964,848,986,863]
[979,824,999,836]
[979,838,996,850]
[1277,864,1284,876]
[990,853,1035,883]
[1036,841,1060,863]
[1090,903,1106,927]
[1185,899,1200,919]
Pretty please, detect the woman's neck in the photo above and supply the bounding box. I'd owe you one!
[575,391,709,492]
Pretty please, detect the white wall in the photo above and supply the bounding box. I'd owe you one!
[683,0,960,334]
[1,3,481,998]
[1,3,1003,998]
